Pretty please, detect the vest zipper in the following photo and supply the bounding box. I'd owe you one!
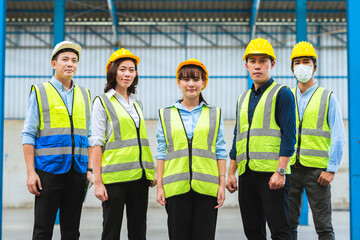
[246,120,252,168]
[177,109,193,186]
[296,120,303,164]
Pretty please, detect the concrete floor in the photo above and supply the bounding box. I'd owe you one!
[2,207,350,239]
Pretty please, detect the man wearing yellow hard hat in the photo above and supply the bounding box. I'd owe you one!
[288,41,345,240]
[226,38,296,239]
[22,41,92,239]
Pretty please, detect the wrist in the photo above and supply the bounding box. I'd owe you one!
[87,168,93,173]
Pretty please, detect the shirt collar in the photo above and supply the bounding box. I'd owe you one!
[173,100,206,112]
[251,78,274,95]
[107,88,136,101]
[296,82,319,97]
[50,76,74,92]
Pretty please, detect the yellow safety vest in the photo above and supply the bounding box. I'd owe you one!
[290,87,332,168]
[97,93,154,184]
[32,81,91,174]
[159,105,220,198]
[236,82,290,175]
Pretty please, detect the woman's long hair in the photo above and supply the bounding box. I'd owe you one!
[177,65,208,104]
[104,58,139,95]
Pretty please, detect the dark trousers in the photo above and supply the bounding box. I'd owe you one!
[165,190,218,240]
[101,177,150,240]
[289,166,334,240]
[33,169,87,240]
[238,171,291,240]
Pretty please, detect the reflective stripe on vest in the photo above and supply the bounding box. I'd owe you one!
[33,82,90,174]
[236,82,289,175]
[99,93,154,184]
[290,87,331,168]
[160,105,220,198]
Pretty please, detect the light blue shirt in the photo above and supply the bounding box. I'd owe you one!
[156,101,227,160]
[296,83,345,172]
[22,77,92,145]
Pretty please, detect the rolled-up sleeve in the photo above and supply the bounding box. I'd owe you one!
[88,97,108,147]
[22,91,39,145]
[156,118,167,160]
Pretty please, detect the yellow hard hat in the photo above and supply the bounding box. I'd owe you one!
[243,38,276,61]
[290,41,318,60]
[176,59,209,90]
[106,48,140,74]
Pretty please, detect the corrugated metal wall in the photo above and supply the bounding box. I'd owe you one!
[5,24,347,119]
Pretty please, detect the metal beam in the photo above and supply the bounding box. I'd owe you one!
[187,26,217,46]
[19,26,52,47]
[54,0,65,46]
[107,0,120,49]
[119,25,150,46]
[347,0,360,239]
[218,25,246,46]
[249,0,261,40]
[318,25,346,44]
[152,25,185,47]
[0,0,6,236]
[87,26,114,46]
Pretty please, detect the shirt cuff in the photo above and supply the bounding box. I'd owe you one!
[89,136,106,147]
[326,163,339,172]
[279,146,295,157]
[22,135,35,146]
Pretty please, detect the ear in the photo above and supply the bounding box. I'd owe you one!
[313,64,317,73]
[245,62,249,71]
[177,79,181,88]
[270,60,275,69]
[51,60,56,69]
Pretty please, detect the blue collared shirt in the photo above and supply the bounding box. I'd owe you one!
[295,83,345,172]
[156,101,227,160]
[229,78,297,159]
[22,77,91,145]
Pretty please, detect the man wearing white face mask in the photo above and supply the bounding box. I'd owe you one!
[288,41,346,240]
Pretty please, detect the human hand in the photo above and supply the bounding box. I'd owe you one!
[27,171,42,196]
[317,171,335,186]
[269,172,285,190]
[226,174,238,193]
[87,171,94,188]
[94,182,108,202]
[157,187,166,206]
[215,186,225,209]
[150,178,157,188]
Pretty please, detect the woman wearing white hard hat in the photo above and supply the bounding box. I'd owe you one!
[156,59,226,240]
[90,48,155,239]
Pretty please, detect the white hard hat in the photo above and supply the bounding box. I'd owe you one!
[50,41,81,65]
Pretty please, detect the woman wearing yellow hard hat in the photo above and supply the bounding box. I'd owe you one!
[89,48,155,239]
[156,59,226,239]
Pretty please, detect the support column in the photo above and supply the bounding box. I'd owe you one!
[347,0,360,239]
[248,0,261,89]
[54,0,65,46]
[0,0,6,235]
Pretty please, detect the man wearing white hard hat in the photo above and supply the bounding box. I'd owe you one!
[22,41,92,239]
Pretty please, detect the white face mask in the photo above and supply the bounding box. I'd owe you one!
[293,64,314,83]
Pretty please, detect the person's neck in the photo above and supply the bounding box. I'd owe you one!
[298,78,316,94]
[115,86,129,104]
[55,76,73,91]
[253,77,270,91]
[181,97,200,111]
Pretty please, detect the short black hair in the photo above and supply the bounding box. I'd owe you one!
[52,48,79,61]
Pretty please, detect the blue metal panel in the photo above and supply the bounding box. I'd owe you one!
[0,0,5,235]
[347,0,360,239]
[53,0,65,46]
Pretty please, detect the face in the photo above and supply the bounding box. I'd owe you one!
[245,55,275,86]
[51,52,78,81]
[292,57,315,70]
[178,75,205,100]
[115,59,137,91]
